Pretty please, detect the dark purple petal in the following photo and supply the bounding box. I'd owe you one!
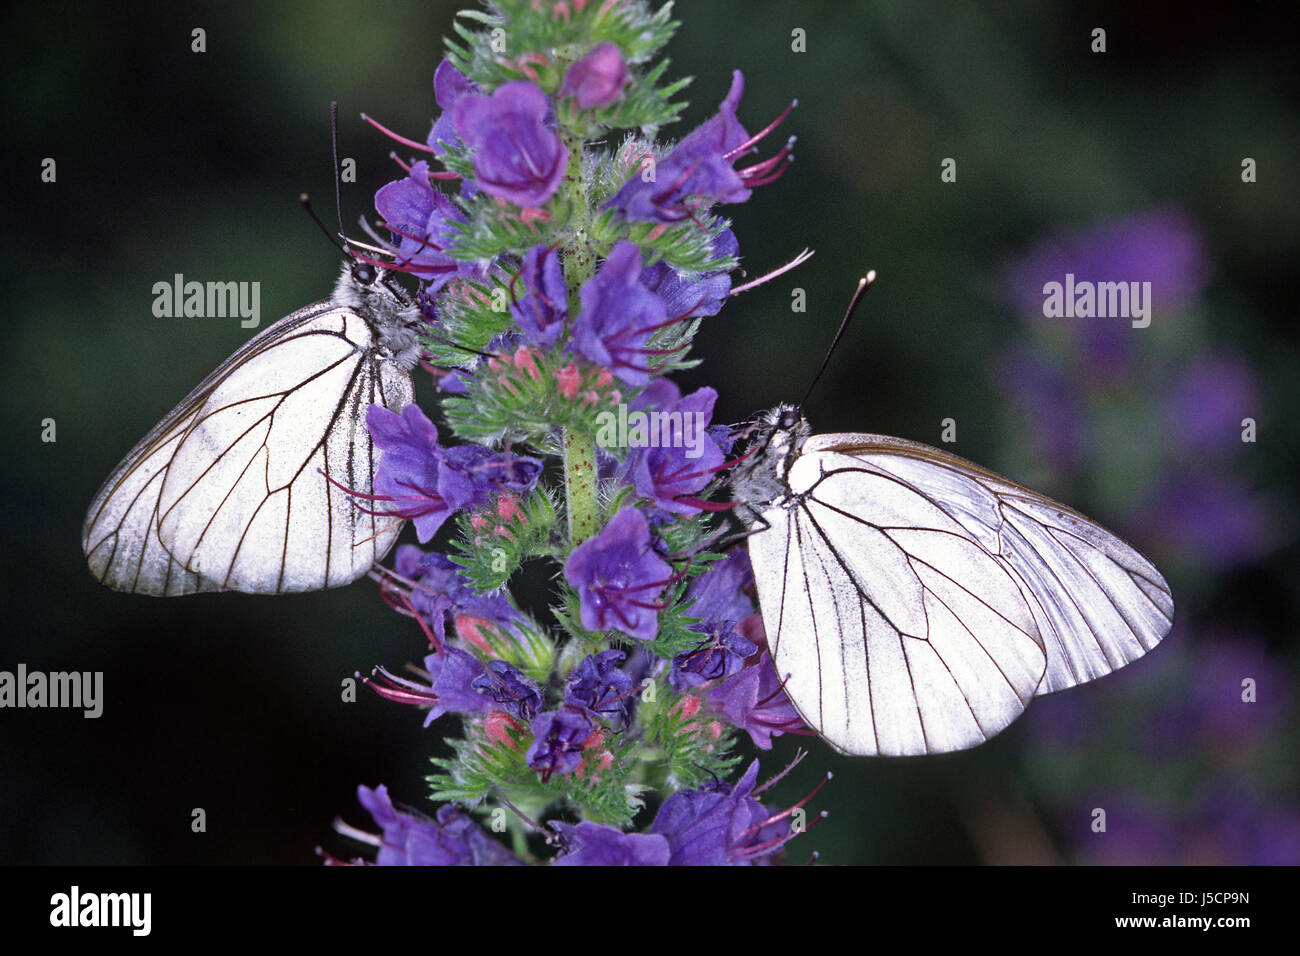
[357,786,521,866]
[621,378,726,513]
[525,708,595,781]
[511,244,569,346]
[564,649,635,729]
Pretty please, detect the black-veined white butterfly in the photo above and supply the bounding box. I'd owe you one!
[82,260,421,596]
[731,274,1174,756]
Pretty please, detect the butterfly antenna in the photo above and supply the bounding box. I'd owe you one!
[330,101,353,260]
[799,269,876,409]
[299,193,350,258]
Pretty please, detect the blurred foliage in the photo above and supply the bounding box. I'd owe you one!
[2,0,1296,864]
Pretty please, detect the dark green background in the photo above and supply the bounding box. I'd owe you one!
[3,0,1296,865]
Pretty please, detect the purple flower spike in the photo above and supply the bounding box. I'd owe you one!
[564,506,674,641]
[511,244,569,346]
[356,786,521,866]
[560,43,631,110]
[453,81,569,208]
[526,708,595,782]
[551,821,670,866]
[366,404,542,542]
[605,71,793,224]
[649,761,797,865]
[621,378,726,514]
[571,241,669,385]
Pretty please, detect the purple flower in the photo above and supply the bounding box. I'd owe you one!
[1002,207,1209,331]
[702,651,804,750]
[471,660,543,722]
[422,646,493,723]
[1164,354,1262,458]
[564,649,635,729]
[390,546,521,644]
[605,71,792,224]
[684,549,755,628]
[563,506,674,641]
[526,708,595,782]
[571,241,668,385]
[621,379,726,513]
[427,58,478,155]
[648,761,795,865]
[671,627,756,692]
[453,81,568,208]
[559,43,631,110]
[373,161,481,289]
[355,785,520,865]
[640,229,737,319]
[511,244,569,346]
[366,404,541,542]
[997,346,1085,474]
[1134,471,1272,569]
[551,821,670,866]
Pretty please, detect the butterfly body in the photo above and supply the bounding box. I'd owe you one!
[734,405,1174,756]
[83,264,420,596]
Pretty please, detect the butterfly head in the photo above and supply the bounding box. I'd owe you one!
[729,403,811,517]
[334,262,423,370]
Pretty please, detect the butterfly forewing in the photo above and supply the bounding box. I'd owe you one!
[751,448,1046,756]
[806,434,1174,696]
[83,288,414,596]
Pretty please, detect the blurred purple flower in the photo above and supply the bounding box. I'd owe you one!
[453,81,568,208]
[1164,354,1262,458]
[997,346,1085,474]
[1134,471,1272,569]
[1003,207,1210,323]
[559,42,630,110]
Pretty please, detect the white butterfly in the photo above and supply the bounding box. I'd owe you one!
[732,403,1174,756]
[83,261,421,596]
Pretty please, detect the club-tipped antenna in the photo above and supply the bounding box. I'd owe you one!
[799,269,876,409]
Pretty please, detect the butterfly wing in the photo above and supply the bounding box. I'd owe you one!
[750,446,1047,756]
[83,301,413,595]
[804,433,1175,695]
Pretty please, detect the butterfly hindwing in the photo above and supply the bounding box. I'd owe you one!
[806,434,1174,696]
